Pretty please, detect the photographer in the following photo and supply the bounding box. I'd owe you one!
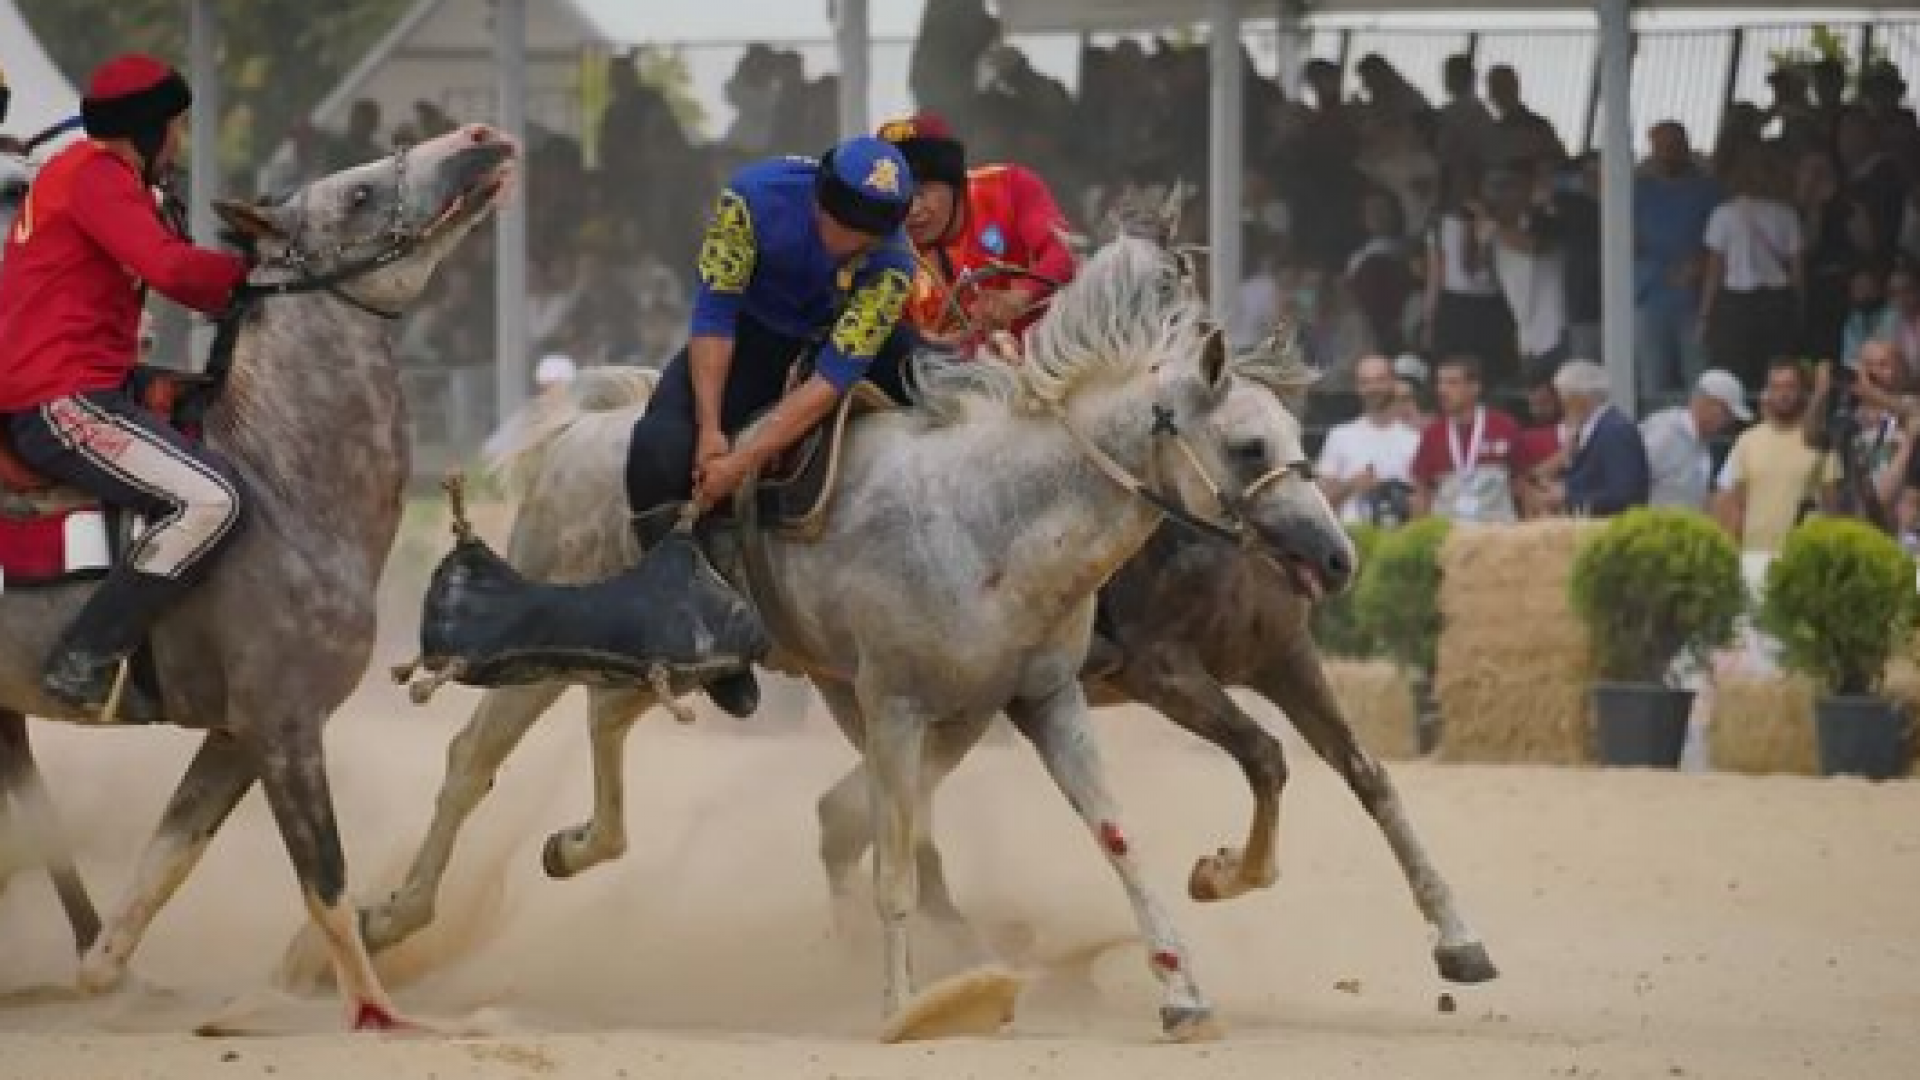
[1804,339,1920,534]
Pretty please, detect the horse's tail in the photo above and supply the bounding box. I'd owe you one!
[482,366,658,499]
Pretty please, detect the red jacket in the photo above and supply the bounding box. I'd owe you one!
[0,141,247,411]
[904,163,1075,345]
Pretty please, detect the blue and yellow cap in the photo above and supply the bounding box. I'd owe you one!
[815,134,914,237]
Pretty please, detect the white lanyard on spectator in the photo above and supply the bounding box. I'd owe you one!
[1448,407,1486,474]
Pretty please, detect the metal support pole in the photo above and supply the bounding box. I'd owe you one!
[1209,0,1244,332]
[1598,0,1636,412]
[178,0,220,368]
[494,0,529,428]
[834,0,870,138]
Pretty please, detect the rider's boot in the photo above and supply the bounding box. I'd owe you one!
[41,567,184,723]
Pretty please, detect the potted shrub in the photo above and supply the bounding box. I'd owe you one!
[1355,516,1450,753]
[1757,516,1918,780]
[1310,522,1383,659]
[1568,507,1746,769]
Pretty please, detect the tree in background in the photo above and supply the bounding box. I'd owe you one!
[18,0,411,180]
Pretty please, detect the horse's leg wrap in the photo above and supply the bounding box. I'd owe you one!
[1006,680,1219,1041]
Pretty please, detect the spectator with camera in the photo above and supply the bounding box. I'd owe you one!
[1806,338,1920,532]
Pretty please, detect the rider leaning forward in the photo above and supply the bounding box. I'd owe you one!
[875,112,1075,354]
[624,135,919,718]
[0,54,251,720]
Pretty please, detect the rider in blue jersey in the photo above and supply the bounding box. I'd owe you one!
[626,135,917,718]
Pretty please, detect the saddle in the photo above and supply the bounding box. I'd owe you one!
[0,366,215,587]
[709,379,899,541]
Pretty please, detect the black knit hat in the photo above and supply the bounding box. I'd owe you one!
[82,54,191,176]
[877,113,968,191]
[814,135,913,237]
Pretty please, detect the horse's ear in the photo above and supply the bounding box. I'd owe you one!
[1200,325,1229,392]
[213,197,289,241]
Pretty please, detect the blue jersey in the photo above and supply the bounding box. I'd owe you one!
[689,156,916,392]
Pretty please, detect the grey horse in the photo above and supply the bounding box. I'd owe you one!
[351,231,1355,1039]
[0,125,518,1030]
[814,329,1498,986]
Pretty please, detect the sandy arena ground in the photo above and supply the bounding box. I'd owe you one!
[0,552,1915,1079]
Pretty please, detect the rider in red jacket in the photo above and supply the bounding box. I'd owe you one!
[877,113,1076,353]
[0,54,249,720]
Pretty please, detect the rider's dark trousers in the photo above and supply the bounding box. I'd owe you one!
[7,389,244,583]
[625,315,914,515]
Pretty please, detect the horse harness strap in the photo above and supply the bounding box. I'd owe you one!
[1043,400,1299,548]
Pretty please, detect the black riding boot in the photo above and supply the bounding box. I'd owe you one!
[41,568,187,722]
[629,504,762,720]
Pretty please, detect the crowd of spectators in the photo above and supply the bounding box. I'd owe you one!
[278,0,1918,509]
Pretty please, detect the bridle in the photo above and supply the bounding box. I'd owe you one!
[1048,392,1312,548]
[236,145,426,322]
[184,146,435,426]
[1016,248,1312,548]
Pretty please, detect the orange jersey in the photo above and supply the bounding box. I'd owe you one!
[904,163,1075,344]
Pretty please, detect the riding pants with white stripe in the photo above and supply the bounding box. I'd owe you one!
[8,389,244,584]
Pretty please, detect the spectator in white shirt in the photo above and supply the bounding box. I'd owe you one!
[1642,368,1752,509]
[1701,147,1804,387]
[1316,354,1422,525]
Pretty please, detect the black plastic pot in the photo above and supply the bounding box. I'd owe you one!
[1814,696,1911,781]
[1591,682,1694,769]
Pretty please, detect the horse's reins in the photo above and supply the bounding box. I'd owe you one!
[1045,396,1308,548]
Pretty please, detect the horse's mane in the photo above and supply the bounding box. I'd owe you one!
[908,234,1207,425]
[1232,318,1321,414]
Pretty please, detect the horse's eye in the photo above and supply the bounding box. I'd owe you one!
[350,184,373,207]
[1227,438,1268,468]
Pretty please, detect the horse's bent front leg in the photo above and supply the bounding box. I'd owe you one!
[78,732,255,995]
[1251,655,1498,985]
[1113,656,1287,902]
[542,687,651,879]
[360,682,562,955]
[1006,681,1218,1041]
[0,710,102,953]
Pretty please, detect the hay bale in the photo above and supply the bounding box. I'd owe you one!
[1325,660,1419,760]
[1707,674,1817,776]
[1434,519,1602,766]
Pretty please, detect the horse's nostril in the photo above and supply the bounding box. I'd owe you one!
[1324,551,1352,578]
[468,126,491,144]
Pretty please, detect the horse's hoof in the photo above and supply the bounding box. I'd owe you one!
[541,829,583,880]
[1187,847,1273,903]
[1434,941,1499,984]
[1159,1004,1224,1043]
[352,1000,430,1034]
[75,949,127,997]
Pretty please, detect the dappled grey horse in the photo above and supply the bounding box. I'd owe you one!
[0,126,517,1030]
[354,231,1354,1039]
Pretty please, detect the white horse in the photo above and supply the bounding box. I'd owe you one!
[355,229,1356,1039]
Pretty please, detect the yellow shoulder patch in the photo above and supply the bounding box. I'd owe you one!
[831,268,912,361]
[696,189,756,293]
